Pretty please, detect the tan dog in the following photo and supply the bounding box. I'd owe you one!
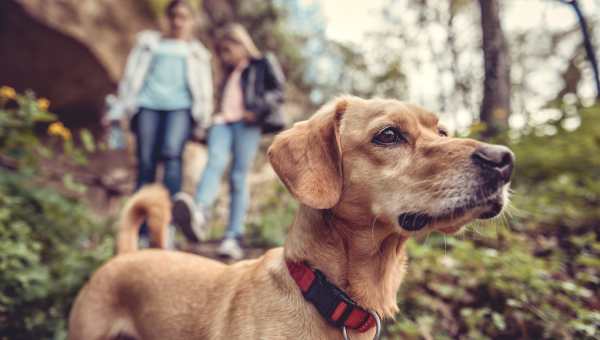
[69,96,514,340]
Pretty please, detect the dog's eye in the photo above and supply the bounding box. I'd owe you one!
[374,128,401,144]
[439,130,448,137]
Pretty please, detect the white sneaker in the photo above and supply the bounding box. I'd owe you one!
[216,237,244,261]
[165,223,177,250]
[172,192,208,242]
[138,235,150,249]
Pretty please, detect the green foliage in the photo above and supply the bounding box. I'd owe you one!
[385,227,599,339]
[311,40,407,103]
[231,0,313,93]
[0,88,113,339]
[0,88,97,177]
[0,90,56,172]
[0,171,114,340]
[246,182,298,248]
[510,104,600,223]
[139,0,202,18]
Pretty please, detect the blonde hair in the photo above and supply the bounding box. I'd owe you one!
[215,23,262,60]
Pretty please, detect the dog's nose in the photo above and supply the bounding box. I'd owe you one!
[472,145,515,182]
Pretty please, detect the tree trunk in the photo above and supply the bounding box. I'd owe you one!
[479,0,510,138]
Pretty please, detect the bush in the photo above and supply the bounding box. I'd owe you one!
[0,87,114,339]
[509,104,600,224]
[0,171,114,340]
[385,227,599,340]
[246,182,298,248]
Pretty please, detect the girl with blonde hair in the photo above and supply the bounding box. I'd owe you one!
[173,23,286,260]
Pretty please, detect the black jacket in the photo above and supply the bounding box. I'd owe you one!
[240,52,287,133]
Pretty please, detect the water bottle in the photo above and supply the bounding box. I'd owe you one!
[104,94,126,150]
[107,121,126,150]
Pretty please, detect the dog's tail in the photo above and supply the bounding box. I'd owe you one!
[116,184,172,255]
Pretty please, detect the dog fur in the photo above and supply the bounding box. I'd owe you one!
[68,96,513,340]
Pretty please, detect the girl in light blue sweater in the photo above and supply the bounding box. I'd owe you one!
[104,0,213,247]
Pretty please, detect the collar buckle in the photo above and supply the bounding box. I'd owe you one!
[327,292,357,328]
[295,265,371,330]
[286,261,381,339]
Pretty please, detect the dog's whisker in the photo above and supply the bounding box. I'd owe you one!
[472,224,486,238]
[443,235,447,256]
[503,202,515,218]
[491,216,498,240]
[370,214,389,267]
[401,179,437,190]
[500,211,512,232]
[409,232,431,279]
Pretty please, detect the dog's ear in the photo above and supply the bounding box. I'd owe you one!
[268,99,347,209]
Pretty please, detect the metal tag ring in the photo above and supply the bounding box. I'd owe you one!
[342,311,381,340]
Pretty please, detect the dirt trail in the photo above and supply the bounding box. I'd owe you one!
[177,240,266,262]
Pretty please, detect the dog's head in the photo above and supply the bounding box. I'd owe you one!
[268,96,514,237]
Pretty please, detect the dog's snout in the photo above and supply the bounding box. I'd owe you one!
[472,145,515,182]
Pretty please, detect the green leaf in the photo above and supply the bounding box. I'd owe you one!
[79,129,96,153]
[491,312,506,331]
[62,172,87,194]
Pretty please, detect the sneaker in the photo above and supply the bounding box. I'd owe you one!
[216,237,244,260]
[165,222,177,250]
[138,235,150,249]
[172,192,209,242]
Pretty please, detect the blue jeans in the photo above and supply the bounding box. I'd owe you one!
[195,121,262,238]
[134,108,191,236]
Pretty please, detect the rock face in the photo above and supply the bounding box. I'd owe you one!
[0,0,160,126]
[12,0,159,82]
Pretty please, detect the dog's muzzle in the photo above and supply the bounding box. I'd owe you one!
[398,145,515,231]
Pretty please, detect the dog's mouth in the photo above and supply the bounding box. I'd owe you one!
[476,198,504,219]
[398,213,431,231]
[398,189,505,232]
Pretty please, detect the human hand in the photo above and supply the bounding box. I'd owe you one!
[244,110,257,125]
[100,117,120,130]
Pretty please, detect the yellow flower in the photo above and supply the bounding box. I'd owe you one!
[61,129,72,140]
[0,86,16,99]
[47,122,72,140]
[37,97,50,111]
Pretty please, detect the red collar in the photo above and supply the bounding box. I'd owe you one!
[286,261,377,333]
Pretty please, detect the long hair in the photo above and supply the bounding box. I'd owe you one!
[215,23,262,62]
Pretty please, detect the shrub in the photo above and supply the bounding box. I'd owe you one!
[246,182,298,248]
[0,87,114,339]
[0,171,114,340]
[385,227,599,340]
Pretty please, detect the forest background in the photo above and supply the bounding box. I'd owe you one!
[1,0,600,339]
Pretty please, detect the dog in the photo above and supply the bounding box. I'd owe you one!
[68,96,514,340]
